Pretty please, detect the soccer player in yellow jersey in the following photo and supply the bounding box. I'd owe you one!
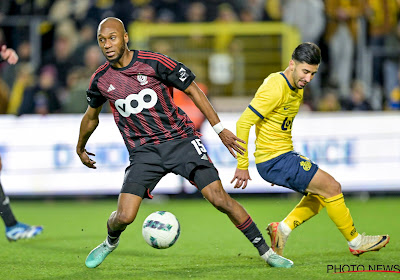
[231,42,389,257]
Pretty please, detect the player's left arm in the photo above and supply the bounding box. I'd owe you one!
[184,81,246,158]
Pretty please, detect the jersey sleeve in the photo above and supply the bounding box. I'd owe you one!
[154,53,196,91]
[249,77,283,119]
[236,76,284,169]
[236,107,262,169]
[86,72,107,108]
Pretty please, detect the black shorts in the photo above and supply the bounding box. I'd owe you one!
[121,136,220,199]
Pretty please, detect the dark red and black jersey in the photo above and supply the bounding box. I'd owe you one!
[87,50,200,153]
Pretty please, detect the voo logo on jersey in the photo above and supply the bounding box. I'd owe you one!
[115,88,157,117]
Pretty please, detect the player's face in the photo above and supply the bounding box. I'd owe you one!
[292,61,319,89]
[97,26,127,64]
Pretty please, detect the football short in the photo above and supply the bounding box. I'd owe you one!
[121,135,220,199]
[256,151,318,194]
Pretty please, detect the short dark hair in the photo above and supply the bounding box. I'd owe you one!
[292,42,321,65]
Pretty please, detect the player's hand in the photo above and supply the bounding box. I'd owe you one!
[77,149,97,169]
[1,45,19,65]
[218,129,246,158]
[231,168,252,189]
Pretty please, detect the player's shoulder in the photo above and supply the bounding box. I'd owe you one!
[264,72,285,86]
[91,61,110,78]
[136,50,178,70]
[89,61,110,87]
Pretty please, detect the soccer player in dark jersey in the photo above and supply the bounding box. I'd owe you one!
[77,17,293,268]
[0,45,43,241]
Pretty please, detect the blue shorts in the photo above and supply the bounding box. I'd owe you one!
[256,151,319,194]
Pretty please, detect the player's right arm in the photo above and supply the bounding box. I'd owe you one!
[76,105,103,169]
[231,76,283,189]
[230,108,260,189]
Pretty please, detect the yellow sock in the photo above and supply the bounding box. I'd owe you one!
[324,193,358,241]
[283,193,326,230]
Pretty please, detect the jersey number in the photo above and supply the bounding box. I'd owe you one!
[115,89,158,117]
[191,139,207,155]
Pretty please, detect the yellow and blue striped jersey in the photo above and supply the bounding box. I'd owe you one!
[237,72,303,169]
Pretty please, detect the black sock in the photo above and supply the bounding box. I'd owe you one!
[0,182,18,227]
[107,222,124,245]
[236,216,270,256]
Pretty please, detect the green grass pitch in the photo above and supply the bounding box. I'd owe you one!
[1,195,398,280]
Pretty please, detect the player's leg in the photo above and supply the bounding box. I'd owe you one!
[85,193,142,268]
[257,152,321,255]
[267,193,325,255]
[306,169,389,256]
[199,176,293,268]
[0,179,43,241]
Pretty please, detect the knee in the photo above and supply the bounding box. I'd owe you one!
[116,211,136,225]
[325,180,342,198]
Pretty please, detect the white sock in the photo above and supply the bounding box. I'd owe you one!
[279,221,292,236]
[348,233,361,248]
[260,248,275,261]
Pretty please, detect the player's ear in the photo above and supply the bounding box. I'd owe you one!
[289,60,295,71]
[124,32,129,44]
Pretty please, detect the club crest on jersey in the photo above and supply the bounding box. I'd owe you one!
[137,73,148,85]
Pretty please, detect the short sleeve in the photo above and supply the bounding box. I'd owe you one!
[86,89,107,108]
[152,53,196,91]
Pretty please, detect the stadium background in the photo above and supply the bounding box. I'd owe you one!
[0,2,399,280]
[0,1,399,197]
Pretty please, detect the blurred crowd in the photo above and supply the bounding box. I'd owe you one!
[0,0,399,115]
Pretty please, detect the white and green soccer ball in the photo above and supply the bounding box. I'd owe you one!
[142,211,180,249]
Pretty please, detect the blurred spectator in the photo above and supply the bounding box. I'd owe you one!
[324,0,364,98]
[1,40,31,89]
[85,0,118,24]
[49,0,91,25]
[0,76,9,114]
[152,0,182,22]
[7,63,34,114]
[156,8,175,23]
[133,5,156,23]
[83,44,105,73]
[18,65,61,115]
[317,88,341,111]
[341,80,372,111]
[282,0,325,100]
[241,0,266,22]
[365,0,399,87]
[282,0,325,44]
[213,3,238,52]
[265,0,282,21]
[383,21,400,105]
[72,22,98,65]
[62,66,91,113]
[42,31,76,88]
[184,2,207,22]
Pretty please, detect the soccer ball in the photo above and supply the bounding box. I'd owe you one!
[142,211,180,249]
